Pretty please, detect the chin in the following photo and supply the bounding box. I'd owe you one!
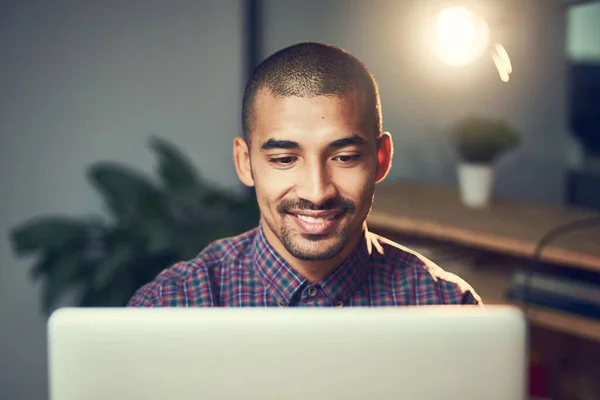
[289,248,343,261]
[300,232,335,241]
[285,233,347,261]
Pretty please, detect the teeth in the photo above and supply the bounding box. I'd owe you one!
[296,214,335,223]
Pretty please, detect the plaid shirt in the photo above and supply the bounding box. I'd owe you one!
[127,225,481,307]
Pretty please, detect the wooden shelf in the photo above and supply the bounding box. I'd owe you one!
[443,260,600,343]
[494,299,600,343]
[482,296,600,343]
[369,180,600,342]
[524,305,600,343]
[369,180,600,273]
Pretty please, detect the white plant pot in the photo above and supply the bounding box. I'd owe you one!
[457,163,494,208]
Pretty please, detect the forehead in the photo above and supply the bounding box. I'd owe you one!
[251,89,371,146]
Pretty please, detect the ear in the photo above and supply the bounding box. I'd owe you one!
[233,136,255,187]
[375,132,393,183]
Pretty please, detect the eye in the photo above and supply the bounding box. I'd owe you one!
[333,154,362,164]
[268,156,297,166]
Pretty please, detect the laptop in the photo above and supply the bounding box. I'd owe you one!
[47,305,527,400]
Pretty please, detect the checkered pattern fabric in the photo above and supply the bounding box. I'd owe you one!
[127,225,482,307]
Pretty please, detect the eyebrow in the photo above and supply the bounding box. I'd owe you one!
[260,139,301,151]
[260,134,367,151]
[328,134,367,149]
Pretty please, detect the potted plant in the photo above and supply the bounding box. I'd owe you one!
[8,136,259,314]
[450,116,521,207]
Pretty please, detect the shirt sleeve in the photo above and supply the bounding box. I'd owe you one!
[126,261,215,307]
[126,264,183,307]
[433,267,484,306]
[127,281,161,307]
[460,287,484,306]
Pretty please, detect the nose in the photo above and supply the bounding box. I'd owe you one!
[295,159,338,207]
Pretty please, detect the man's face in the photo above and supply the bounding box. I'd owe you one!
[235,89,391,262]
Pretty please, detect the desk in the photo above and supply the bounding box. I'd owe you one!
[368,180,600,342]
[369,180,600,273]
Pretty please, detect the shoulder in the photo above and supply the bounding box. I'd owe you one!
[127,228,258,307]
[370,232,482,305]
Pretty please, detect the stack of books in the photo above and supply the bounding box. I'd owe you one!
[506,265,600,320]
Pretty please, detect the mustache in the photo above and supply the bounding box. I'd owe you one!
[277,198,355,214]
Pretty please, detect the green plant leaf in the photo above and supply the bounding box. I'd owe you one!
[80,280,135,308]
[450,117,521,164]
[12,136,263,312]
[9,217,88,256]
[92,242,135,290]
[87,162,164,224]
[143,218,178,255]
[40,252,84,314]
[233,194,260,220]
[103,284,136,307]
[149,136,206,200]
[29,251,78,281]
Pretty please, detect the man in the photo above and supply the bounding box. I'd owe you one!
[128,42,481,307]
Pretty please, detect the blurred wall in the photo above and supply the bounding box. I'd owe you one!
[0,1,244,399]
[263,0,569,204]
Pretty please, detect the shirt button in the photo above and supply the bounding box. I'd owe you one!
[278,300,286,307]
[307,286,318,297]
[334,301,344,308]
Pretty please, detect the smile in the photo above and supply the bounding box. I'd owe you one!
[288,211,343,235]
[296,214,337,222]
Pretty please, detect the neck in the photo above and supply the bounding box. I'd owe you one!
[261,221,365,282]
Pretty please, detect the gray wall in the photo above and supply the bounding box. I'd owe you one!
[263,0,569,204]
[0,1,243,399]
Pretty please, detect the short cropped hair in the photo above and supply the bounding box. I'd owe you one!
[241,42,382,143]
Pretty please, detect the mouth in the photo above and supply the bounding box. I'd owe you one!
[287,211,344,235]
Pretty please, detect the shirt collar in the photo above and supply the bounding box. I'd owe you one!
[251,223,372,306]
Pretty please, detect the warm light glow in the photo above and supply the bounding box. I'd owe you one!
[436,7,478,48]
[432,6,490,66]
[492,44,512,82]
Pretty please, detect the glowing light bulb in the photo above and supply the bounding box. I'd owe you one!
[432,6,490,67]
[436,7,478,49]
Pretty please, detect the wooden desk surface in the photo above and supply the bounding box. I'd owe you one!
[368,180,600,273]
